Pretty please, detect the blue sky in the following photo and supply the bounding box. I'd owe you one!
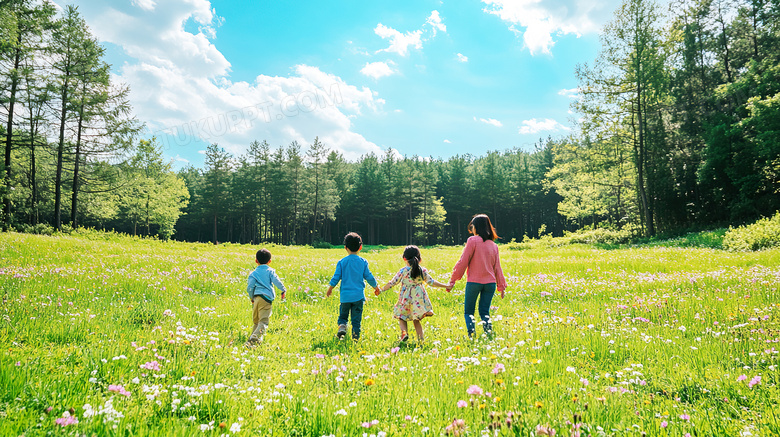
[59,0,624,168]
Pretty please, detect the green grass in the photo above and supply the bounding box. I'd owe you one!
[1,232,779,436]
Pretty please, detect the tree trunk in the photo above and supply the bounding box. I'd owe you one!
[70,100,85,228]
[3,43,22,231]
[54,72,70,231]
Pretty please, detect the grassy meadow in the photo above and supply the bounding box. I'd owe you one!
[1,231,779,436]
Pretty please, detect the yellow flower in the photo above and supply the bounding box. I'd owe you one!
[495,379,504,385]
[478,403,486,410]
[365,378,375,386]
[533,380,540,386]
[456,380,463,384]
[644,400,651,405]
[490,354,497,360]
[190,371,196,376]
[183,340,191,345]
[534,401,543,409]
[493,397,501,403]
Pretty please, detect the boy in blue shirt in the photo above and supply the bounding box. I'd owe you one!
[245,248,286,347]
[326,232,379,340]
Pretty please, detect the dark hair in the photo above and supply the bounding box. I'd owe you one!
[256,248,272,264]
[403,245,423,280]
[469,214,499,241]
[343,232,362,252]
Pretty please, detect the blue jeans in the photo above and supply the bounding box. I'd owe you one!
[338,300,364,339]
[464,282,496,335]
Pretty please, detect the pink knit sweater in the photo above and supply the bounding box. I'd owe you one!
[448,235,507,292]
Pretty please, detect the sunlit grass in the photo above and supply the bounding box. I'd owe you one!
[1,232,779,436]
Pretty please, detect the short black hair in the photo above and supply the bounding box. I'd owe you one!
[256,248,272,264]
[343,232,362,252]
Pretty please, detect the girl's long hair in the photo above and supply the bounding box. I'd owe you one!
[469,214,499,241]
[403,245,423,280]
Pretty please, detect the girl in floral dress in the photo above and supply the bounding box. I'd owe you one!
[378,245,448,342]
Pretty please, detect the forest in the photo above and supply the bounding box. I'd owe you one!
[1,0,778,246]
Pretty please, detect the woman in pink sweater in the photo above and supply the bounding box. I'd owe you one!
[447,214,507,338]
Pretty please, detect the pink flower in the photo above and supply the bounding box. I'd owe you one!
[405,415,412,421]
[535,424,556,436]
[55,415,78,427]
[391,347,400,354]
[661,421,668,428]
[737,374,747,381]
[466,385,483,396]
[748,375,761,388]
[679,414,690,421]
[579,378,589,386]
[361,422,371,428]
[108,384,131,397]
[140,360,161,371]
[492,363,505,374]
[457,400,468,408]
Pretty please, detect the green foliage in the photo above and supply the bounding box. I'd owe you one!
[508,225,641,249]
[723,212,780,251]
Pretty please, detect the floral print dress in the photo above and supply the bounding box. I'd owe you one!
[387,266,436,321]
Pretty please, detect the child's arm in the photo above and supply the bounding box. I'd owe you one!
[379,268,405,293]
[247,273,257,303]
[271,270,287,300]
[424,269,448,288]
[326,261,343,298]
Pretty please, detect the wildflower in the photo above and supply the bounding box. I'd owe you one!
[535,424,556,436]
[534,401,543,409]
[679,414,690,421]
[391,347,400,354]
[334,409,347,416]
[566,366,576,373]
[466,385,483,396]
[405,415,413,420]
[230,423,241,433]
[140,361,161,371]
[365,378,375,386]
[748,376,761,388]
[580,378,589,386]
[492,363,505,374]
[661,421,668,428]
[457,400,468,408]
[737,374,747,381]
[55,412,78,427]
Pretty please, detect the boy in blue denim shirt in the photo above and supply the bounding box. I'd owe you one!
[245,248,286,347]
[326,232,379,340]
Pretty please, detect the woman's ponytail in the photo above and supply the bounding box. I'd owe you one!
[403,245,423,280]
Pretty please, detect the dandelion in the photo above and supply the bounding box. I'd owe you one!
[534,401,543,409]
[365,378,375,386]
[466,385,483,396]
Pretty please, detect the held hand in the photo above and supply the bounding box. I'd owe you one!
[326,288,332,298]
[500,289,505,299]
[249,298,254,305]
[281,292,286,301]
[445,287,452,293]
[374,287,381,296]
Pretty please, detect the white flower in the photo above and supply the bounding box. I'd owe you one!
[566,366,576,373]
[334,409,347,416]
[230,423,241,433]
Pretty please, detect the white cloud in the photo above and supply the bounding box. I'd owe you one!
[374,24,423,57]
[54,0,383,161]
[374,10,446,56]
[475,117,503,127]
[426,10,446,36]
[482,0,621,55]
[558,87,581,98]
[443,139,451,143]
[360,61,396,79]
[456,53,468,62]
[518,118,570,134]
